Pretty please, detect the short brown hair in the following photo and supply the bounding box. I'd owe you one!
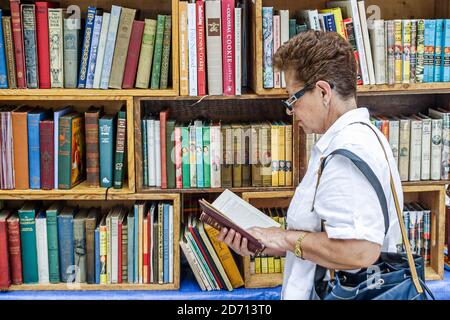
[273,30,357,100]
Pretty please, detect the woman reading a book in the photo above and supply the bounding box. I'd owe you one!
[217,30,402,300]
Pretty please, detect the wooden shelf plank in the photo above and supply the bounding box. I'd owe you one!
[402,180,450,186]
[425,266,442,281]
[0,88,177,98]
[7,283,179,291]
[136,186,295,194]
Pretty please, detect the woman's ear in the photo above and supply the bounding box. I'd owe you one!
[316,80,332,106]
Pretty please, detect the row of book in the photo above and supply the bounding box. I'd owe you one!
[262,0,450,88]
[306,108,450,182]
[141,112,293,189]
[0,201,175,288]
[401,202,431,265]
[178,0,248,96]
[249,207,287,275]
[0,105,127,190]
[1,2,172,89]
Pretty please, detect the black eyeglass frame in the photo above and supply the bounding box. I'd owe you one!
[282,82,335,112]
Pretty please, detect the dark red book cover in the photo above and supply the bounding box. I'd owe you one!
[85,107,102,187]
[196,0,207,96]
[147,208,151,283]
[0,212,11,289]
[10,0,26,88]
[159,110,169,189]
[221,0,235,96]
[6,214,22,285]
[122,20,145,89]
[118,220,122,284]
[40,120,54,190]
[35,2,57,89]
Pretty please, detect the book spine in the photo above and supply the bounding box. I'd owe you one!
[85,112,100,187]
[3,17,16,88]
[22,4,38,88]
[85,15,103,89]
[35,217,49,283]
[158,205,163,284]
[415,19,425,83]
[113,110,127,189]
[389,120,400,167]
[40,120,54,190]
[70,116,85,188]
[99,117,115,188]
[234,8,242,95]
[150,15,165,89]
[10,0,26,88]
[78,7,96,89]
[394,20,403,83]
[251,125,261,187]
[54,108,72,189]
[441,114,450,180]
[46,210,60,283]
[271,124,279,186]
[210,125,221,188]
[86,217,97,284]
[431,119,443,180]
[7,218,22,284]
[343,19,363,86]
[434,19,444,82]
[93,13,110,89]
[100,5,121,89]
[205,0,223,95]
[35,2,53,89]
[147,119,156,186]
[285,124,293,186]
[28,113,42,189]
[155,120,161,187]
[99,222,107,284]
[58,213,75,284]
[203,126,211,188]
[278,125,286,186]
[135,19,157,89]
[109,8,136,89]
[399,119,411,181]
[442,20,450,82]
[166,121,176,189]
[385,20,395,84]
[187,4,197,96]
[48,9,64,88]
[159,15,172,90]
[127,214,134,283]
[280,10,289,88]
[58,116,72,189]
[189,126,197,187]
[0,218,10,289]
[122,20,145,89]
[262,7,273,89]
[19,210,38,283]
[272,14,280,89]
[179,1,189,95]
[424,20,436,83]
[95,227,100,284]
[197,2,207,96]
[117,219,122,283]
[163,204,169,283]
[63,18,80,88]
[196,124,204,188]
[160,112,168,189]
[134,205,139,283]
[142,119,148,186]
[402,20,411,84]
[174,127,183,188]
[221,126,233,188]
[421,118,431,180]
[181,126,190,188]
[410,20,417,83]
[221,0,235,95]
[232,126,242,187]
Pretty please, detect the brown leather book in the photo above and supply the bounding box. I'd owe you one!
[12,106,33,189]
[85,107,103,187]
[6,212,22,284]
[85,207,100,284]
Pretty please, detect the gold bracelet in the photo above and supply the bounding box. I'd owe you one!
[294,232,309,259]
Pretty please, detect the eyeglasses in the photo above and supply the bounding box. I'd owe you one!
[282,82,335,112]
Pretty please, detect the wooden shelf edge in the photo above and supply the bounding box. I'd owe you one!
[244,273,283,289]
[7,283,180,291]
[402,180,450,187]
[136,187,295,194]
[0,88,178,98]
[425,266,443,281]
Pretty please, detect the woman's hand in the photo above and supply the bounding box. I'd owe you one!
[216,227,287,257]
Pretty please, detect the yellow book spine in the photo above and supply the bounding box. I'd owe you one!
[274,257,281,273]
[285,124,293,186]
[271,124,279,186]
[179,1,189,95]
[99,225,107,284]
[394,20,403,84]
[268,256,275,273]
[319,8,345,39]
[402,20,411,84]
[204,225,245,288]
[278,125,285,186]
[261,123,272,186]
[281,257,286,272]
[255,256,261,274]
[261,255,268,273]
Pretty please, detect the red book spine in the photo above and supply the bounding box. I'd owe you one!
[221,0,235,96]
[40,120,54,190]
[147,211,151,283]
[196,1,207,96]
[35,2,56,89]
[118,221,122,284]
[10,0,26,88]
[0,218,11,289]
[160,110,168,189]
[174,127,183,189]
[7,218,22,285]
[122,20,145,89]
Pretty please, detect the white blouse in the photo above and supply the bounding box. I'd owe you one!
[281,108,402,300]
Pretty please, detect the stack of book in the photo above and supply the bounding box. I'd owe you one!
[305,108,450,183]
[263,0,450,87]
[0,201,175,288]
[0,1,171,89]
[141,111,293,189]
[249,207,287,275]
[178,0,249,96]
[0,105,127,190]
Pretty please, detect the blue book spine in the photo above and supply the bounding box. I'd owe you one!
[262,7,274,88]
[28,111,49,189]
[0,10,7,88]
[94,226,100,284]
[85,15,103,89]
[324,14,336,32]
[434,19,444,82]
[100,5,121,89]
[163,203,169,283]
[78,6,96,88]
[195,125,204,188]
[22,5,38,88]
[127,214,134,284]
[424,20,436,82]
[57,214,74,283]
[99,116,115,187]
[442,20,450,82]
[133,205,138,283]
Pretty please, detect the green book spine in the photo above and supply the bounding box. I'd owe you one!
[150,15,165,89]
[289,19,296,39]
[99,115,115,188]
[58,115,73,189]
[159,15,172,89]
[46,208,60,283]
[135,19,156,89]
[181,126,190,188]
[203,126,211,188]
[166,120,176,189]
[142,118,148,187]
[113,109,127,189]
[19,209,39,283]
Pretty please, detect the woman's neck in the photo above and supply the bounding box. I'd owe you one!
[323,97,358,132]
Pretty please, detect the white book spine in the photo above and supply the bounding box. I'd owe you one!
[349,0,369,85]
[370,20,386,84]
[179,241,207,291]
[358,0,375,85]
[111,216,118,284]
[187,3,198,96]
[272,14,281,89]
[48,9,64,88]
[409,119,422,181]
[431,119,443,180]
[185,239,211,290]
[169,205,174,283]
[309,9,321,31]
[93,12,111,89]
[36,217,49,284]
[85,15,103,89]
[421,118,432,180]
[205,0,223,95]
[106,216,111,283]
[389,120,400,167]
[279,10,289,88]
[399,119,410,181]
[235,8,242,95]
[100,5,121,89]
[189,126,197,187]
[210,125,221,188]
[155,120,161,187]
[148,119,156,186]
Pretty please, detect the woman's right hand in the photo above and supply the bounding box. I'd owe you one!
[216,227,253,256]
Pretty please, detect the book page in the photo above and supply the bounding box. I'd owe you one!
[212,190,280,230]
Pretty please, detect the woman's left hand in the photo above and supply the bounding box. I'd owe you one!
[247,227,288,256]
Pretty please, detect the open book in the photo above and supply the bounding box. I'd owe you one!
[198,190,280,255]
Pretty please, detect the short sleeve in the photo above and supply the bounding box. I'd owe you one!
[313,153,386,246]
